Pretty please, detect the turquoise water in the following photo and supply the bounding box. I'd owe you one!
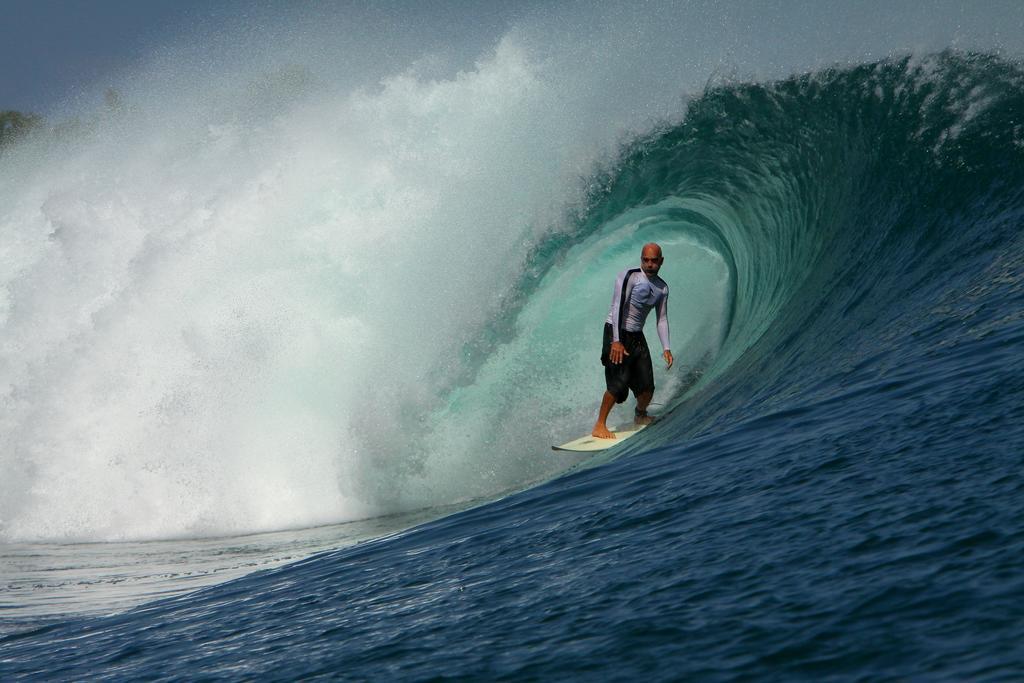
[2,5,1024,680]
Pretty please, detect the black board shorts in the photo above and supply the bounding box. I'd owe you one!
[601,323,655,404]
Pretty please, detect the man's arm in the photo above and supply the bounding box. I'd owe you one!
[608,269,638,344]
[656,292,673,370]
[607,270,637,364]
[602,270,634,366]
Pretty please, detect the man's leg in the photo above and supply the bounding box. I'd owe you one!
[592,391,618,438]
[634,389,654,425]
[595,323,626,438]
[632,334,656,425]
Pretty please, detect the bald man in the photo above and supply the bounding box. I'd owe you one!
[592,243,674,439]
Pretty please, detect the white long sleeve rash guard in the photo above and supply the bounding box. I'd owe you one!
[605,267,671,351]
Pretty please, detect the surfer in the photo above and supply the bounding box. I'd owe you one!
[592,243,674,439]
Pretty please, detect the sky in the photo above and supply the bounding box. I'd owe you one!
[0,1,238,115]
[0,0,543,118]
[4,1,1024,119]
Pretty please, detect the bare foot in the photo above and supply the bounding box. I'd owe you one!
[634,413,656,426]
[591,424,616,439]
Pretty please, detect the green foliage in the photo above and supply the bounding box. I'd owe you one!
[0,110,44,147]
[1,89,129,154]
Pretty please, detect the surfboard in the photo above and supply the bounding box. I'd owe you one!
[552,423,647,452]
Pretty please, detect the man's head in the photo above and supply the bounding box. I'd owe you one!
[641,243,664,276]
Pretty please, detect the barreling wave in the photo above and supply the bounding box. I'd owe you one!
[1,46,1021,543]
[559,50,1024,446]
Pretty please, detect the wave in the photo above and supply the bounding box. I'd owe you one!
[594,50,1024,394]
[647,51,1024,441]
[1,0,1023,544]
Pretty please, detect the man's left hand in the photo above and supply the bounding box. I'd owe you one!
[663,350,674,370]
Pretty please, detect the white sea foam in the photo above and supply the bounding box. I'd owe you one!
[1,1,1021,542]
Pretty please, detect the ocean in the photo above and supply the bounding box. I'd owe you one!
[2,2,1023,680]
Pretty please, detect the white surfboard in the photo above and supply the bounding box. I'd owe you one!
[552,423,648,452]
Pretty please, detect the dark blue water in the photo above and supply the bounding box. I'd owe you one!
[4,50,1024,680]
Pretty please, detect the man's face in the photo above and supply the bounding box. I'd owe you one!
[641,247,663,276]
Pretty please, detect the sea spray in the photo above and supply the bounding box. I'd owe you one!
[2,2,1023,543]
[0,26,726,541]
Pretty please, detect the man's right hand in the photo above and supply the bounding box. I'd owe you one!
[609,341,629,364]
